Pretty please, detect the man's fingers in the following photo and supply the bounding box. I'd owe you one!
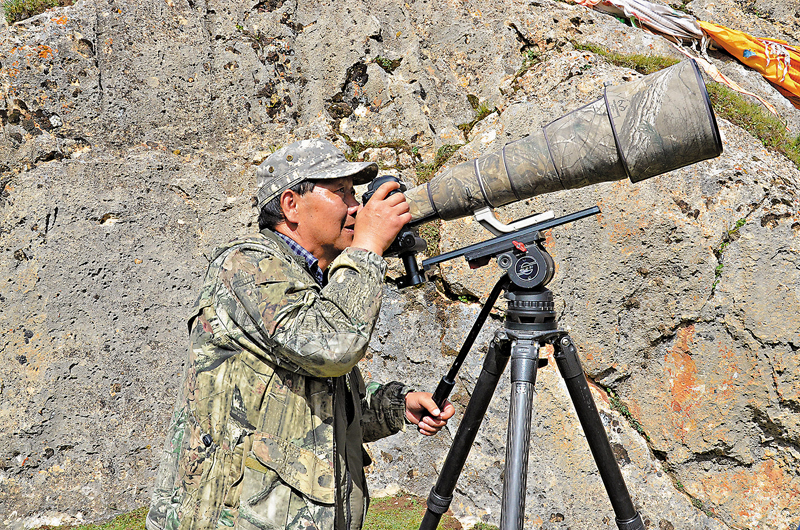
[440,402,456,420]
[378,197,409,216]
[416,394,442,417]
[369,180,401,201]
[418,420,441,434]
[381,189,408,205]
[367,185,409,214]
[421,416,446,428]
[358,181,409,222]
[405,392,455,436]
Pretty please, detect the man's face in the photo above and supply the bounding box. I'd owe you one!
[292,176,360,268]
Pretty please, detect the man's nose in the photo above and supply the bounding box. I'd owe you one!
[346,193,360,210]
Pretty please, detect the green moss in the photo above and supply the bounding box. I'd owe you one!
[523,48,543,65]
[691,497,716,518]
[503,47,548,95]
[418,220,442,257]
[364,495,462,530]
[38,507,147,530]
[457,103,497,138]
[373,56,402,74]
[607,388,650,442]
[706,83,800,168]
[571,41,680,74]
[340,135,413,168]
[711,217,747,293]
[669,0,691,14]
[2,0,70,24]
[415,143,463,184]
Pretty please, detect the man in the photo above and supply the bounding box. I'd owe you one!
[147,138,454,530]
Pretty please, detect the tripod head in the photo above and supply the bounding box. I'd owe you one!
[422,206,599,289]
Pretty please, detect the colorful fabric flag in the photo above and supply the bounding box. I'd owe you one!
[571,0,703,40]
[699,21,800,109]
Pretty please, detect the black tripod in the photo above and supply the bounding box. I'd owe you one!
[418,208,645,530]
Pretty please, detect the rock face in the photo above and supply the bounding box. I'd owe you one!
[1,0,798,529]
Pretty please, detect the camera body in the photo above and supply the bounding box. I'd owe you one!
[362,175,427,287]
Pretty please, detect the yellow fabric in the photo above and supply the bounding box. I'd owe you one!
[699,21,800,109]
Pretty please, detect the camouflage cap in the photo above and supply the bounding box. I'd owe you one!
[255,139,378,209]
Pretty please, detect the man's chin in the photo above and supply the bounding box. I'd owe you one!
[337,233,355,252]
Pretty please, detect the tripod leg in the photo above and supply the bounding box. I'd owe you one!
[419,331,512,530]
[501,335,540,530]
[552,335,645,530]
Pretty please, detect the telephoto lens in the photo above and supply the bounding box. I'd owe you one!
[403,59,722,224]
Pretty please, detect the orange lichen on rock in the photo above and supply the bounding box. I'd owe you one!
[697,459,800,528]
[37,45,55,59]
[664,325,703,440]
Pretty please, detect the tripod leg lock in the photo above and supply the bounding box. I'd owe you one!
[426,488,454,515]
[553,335,583,380]
[616,513,645,530]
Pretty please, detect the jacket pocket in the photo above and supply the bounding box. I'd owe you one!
[246,432,335,505]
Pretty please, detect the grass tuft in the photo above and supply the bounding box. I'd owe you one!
[340,135,413,170]
[418,220,442,257]
[457,103,496,139]
[471,524,499,530]
[571,41,680,74]
[365,495,463,530]
[711,217,746,293]
[373,56,402,74]
[505,48,546,94]
[706,83,800,167]
[37,507,147,530]
[2,0,71,24]
[415,144,463,185]
[607,388,650,442]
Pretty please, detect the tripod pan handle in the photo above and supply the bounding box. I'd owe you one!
[431,377,455,410]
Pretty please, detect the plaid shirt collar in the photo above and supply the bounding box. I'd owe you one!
[275,232,325,286]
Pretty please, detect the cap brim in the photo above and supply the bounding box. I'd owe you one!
[310,161,378,185]
[350,162,379,185]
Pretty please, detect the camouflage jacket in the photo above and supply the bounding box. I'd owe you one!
[147,230,410,530]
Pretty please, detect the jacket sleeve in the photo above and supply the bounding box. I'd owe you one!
[215,242,387,378]
[360,380,412,442]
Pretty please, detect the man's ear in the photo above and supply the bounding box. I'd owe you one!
[279,189,301,225]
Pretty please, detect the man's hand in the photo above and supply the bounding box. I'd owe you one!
[351,181,411,256]
[405,392,456,436]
